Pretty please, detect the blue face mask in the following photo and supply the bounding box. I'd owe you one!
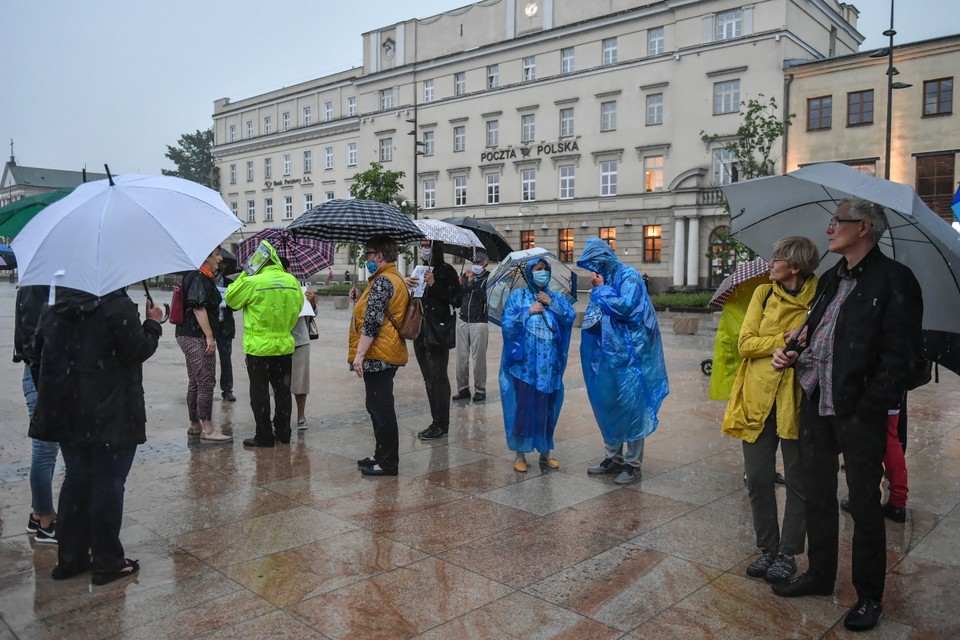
[366,260,378,275]
[532,271,550,288]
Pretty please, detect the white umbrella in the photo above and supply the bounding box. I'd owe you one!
[13,173,243,296]
[414,219,485,251]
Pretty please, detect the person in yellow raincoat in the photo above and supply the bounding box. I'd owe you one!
[709,281,763,401]
[722,236,819,585]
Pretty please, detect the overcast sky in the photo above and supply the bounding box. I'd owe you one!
[2,0,953,176]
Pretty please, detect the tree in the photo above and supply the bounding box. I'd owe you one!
[700,94,794,180]
[163,128,214,187]
[344,162,416,263]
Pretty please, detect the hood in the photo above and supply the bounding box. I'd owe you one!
[524,258,552,292]
[50,287,125,319]
[260,240,284,269]
[576,238,621,277]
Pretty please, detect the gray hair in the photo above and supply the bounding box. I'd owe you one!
[839,198,888,243]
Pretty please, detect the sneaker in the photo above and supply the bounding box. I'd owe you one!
[764,554,797,584]
[587,458,622,475]
[35,519,57,544]
[418,426,448,440]
[26,514,40,534]
[452,389,471,401]
[297,418,309,430]
[472,391,486,402]
[747,550,777,578]
[613,467,640,485]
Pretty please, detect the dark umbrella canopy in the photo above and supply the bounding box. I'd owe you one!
[288,199,424,244]
[0,244,15,270]
[0,189,73,238]
[441,215,513,261]
[235,228,334,280]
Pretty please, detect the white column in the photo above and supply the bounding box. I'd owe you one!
[672,218,685,287]
[686,217,700,287]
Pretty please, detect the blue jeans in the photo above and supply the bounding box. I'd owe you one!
[24,365,59,516]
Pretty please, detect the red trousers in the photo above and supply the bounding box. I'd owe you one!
[884,410,908,508]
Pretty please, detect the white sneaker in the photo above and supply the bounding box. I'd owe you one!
[297,418,308,430]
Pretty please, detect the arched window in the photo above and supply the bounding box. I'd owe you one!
[708,225,738,288]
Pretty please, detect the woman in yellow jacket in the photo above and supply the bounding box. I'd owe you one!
[722,236,819,585]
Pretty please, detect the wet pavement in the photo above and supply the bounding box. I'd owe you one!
[0,280,958,638]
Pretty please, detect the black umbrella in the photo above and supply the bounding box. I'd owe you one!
[921,330,960,377]
[288,199,424,244]
[440,216,513,261]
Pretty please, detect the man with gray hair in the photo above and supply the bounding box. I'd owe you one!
[453,251,490,402]
[771,198,922,632]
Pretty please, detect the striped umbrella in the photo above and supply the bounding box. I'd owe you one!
[235,228,333,280]
[708,256,770,309]
[288,199,424,244]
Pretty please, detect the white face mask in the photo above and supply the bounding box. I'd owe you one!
[471,265,485,275]
[420,246,433,262]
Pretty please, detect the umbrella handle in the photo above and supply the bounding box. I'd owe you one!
[141,281,170,323]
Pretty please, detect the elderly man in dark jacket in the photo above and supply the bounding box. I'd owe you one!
[453,251,490,403]
[28,287,163,585]
[771,198,923,632]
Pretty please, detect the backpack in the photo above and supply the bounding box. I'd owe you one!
[388,297,423,340]
[169,281,185,325]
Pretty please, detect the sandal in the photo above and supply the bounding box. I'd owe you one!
[186,428,202,437]
[200,431,233,444]
[91,558,139,585]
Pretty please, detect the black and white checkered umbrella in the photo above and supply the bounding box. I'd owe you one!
[287,199,424,244]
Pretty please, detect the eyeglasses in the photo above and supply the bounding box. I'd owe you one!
[828,216,863,229]
[364,250,379,257]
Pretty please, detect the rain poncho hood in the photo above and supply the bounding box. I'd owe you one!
[577,238,669,443]
[499,258,576,452]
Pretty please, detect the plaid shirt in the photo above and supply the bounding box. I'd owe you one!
[796,265,857,416]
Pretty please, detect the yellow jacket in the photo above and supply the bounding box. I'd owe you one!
[348,263,409,366]
[721,277,818,443]
[708,279,765,401]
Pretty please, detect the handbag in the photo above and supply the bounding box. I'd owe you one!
[306,316,319,340]
[168,282,185,325]
[387,297,423,340]
[421,308,457,349]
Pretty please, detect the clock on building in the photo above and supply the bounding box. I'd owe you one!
[524,2,538,18]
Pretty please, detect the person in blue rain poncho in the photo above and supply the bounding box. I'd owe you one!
[499,258,576,472]
[577,238,669,485]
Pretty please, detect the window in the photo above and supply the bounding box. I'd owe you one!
[454,72,466,96]
[845,160,876,175]
[600,160,618,196]
[282,154,291,176]
[559,107,575,137]
[423,130,435,156]
[559,165,575,199]
[486,120,499,147]
[924,77,953,116]
[916,154,956,219]
[246,200,256,223]
[521,114,536,143]
[847,90,874,126]
[325,190,335,201]
[264,157,273,180]
[602,37,618,65]
[558,228,574,262]
[283,196,293,220]
[230,201,238,218]
[324,146,334,170]
[643,156,664,192]
[520,230,535,250]
[716,9,742,40]
[648,26,664,56]
[646,93,663,125]
[453,126,466,152]
[246,160,254,181]
[487,64,499,89]
[486,174,500,204]
[264,198,274,221]
[424,179,437,209]
[454,176,467,206]
[807,96,832,131]
[713,80,740,115]
[712,148,737,185]
[599,227,617,251]
[347,142,357,166]
[347,96,357,116]
[521,169,536,202]
[303,193,313,211]
[561,47,575,74]
[522,56,536,82]
[229,163,236,184]
[282,111,290,131]
[303,150,313,173]
[643,225,662,262]
[264,115,273,134]
[423,79,434,102]
[303,105,313,125]
[601,101,617,131]
[228,124,237,142]
[245,120,253,138]
[380,88,396,110]
[379,137,393,162]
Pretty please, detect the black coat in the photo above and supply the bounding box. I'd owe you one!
[802,245,923,419]
[13,285,48,368]
[28,288,162,447]
[421,261,462,322]
[458,270,489,323]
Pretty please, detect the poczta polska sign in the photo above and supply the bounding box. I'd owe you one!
[479,140,579,163]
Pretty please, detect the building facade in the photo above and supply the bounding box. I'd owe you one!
[0,155,106,208]
[212,0,862,289]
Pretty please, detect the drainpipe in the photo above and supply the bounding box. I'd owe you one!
[782,74,793,174]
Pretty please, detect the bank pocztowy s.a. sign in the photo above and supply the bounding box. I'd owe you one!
[479,140,579,163]
[264,175,313,189]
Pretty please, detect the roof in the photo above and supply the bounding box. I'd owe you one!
[4,164,108,189]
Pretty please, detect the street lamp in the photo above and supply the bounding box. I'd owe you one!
[881,0,912,180]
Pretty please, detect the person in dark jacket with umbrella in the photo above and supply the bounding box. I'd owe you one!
[28,287,163,585]
[454,251,490,403]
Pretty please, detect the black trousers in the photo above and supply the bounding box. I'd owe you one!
[217,335,233,393]
[246,353,292,444]
[364,368,399,471]
[413,337,451,430]
[800,392,887,601]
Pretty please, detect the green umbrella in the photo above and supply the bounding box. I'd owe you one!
[0,189,73,238]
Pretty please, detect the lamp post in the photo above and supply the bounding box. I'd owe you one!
[880,0,912,180]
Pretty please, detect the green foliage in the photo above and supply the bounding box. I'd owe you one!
[700,95,794,181]
[162,128,214,187]
[650,292,714,308]
[705,230,758,262]
[314,283,365,295]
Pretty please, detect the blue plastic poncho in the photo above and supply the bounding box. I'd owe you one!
[499,259,576,453]
[577,238,669,444]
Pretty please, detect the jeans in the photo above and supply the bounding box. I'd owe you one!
[604,439,645,468]
[364,368,399,472]
[57,444,137,573]
[413,337,451,430]
[24,365,59,516]
[246,354,293,444]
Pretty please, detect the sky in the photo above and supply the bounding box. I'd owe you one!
[2,0,954,177]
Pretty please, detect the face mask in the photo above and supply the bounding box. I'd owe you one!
[532,271,551,288]
[420,247,433,262]
[471,265,485,275]
[366,260,378,275]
